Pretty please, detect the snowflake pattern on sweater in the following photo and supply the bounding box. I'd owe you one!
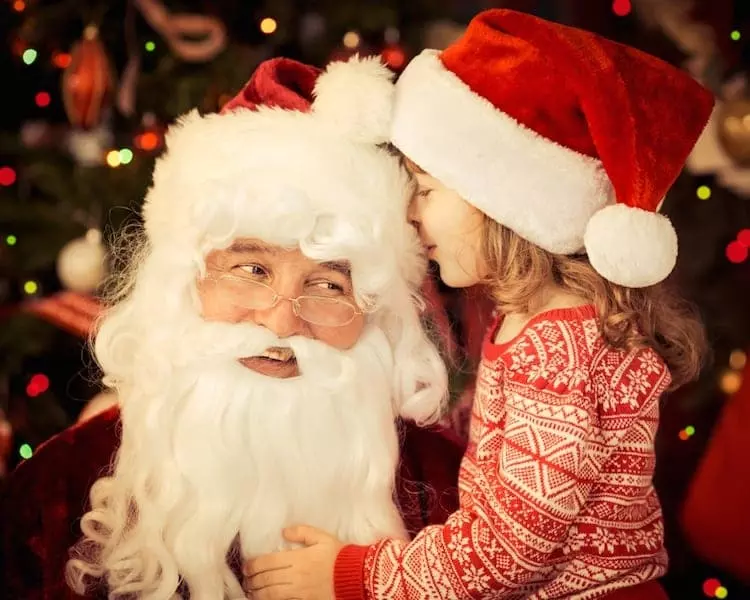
[341,306,670,600]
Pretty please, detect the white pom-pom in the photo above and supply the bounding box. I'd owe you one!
[312,55,395,144]
[583,204,677,288]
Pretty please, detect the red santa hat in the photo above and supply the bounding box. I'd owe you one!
[390,9,715,288]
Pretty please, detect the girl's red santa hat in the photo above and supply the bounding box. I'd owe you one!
[390,9,715,288]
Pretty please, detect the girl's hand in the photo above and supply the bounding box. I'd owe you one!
[243,525,343,600]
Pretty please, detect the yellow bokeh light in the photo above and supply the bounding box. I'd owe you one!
[343,31,361,49]
[729,349,747,371]
[106,150,121,168]
[24,280,38,294]
[696,185,711,200]
[719,369,743,395]
[260,18,277,34]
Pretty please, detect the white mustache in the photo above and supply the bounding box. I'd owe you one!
[157,316,376,392]
[168,319,284,365]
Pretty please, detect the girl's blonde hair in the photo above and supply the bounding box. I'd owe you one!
[480,215,706,389]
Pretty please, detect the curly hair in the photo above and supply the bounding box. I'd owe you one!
[480,216,707,389]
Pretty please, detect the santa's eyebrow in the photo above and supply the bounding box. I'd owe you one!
[226,241,280,255]
[318,260,351,277]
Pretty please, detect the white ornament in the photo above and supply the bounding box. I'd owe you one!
[66,126,113,167]
[56,229,107,293]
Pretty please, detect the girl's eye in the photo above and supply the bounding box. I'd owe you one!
[416,188,432,198]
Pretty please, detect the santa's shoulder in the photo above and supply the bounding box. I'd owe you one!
[6,407,120,503]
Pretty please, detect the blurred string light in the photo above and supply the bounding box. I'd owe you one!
[105,148,134,167]
[35,91,51,108]
[729,349,747,371]
[612,0,631,17]
[22,48,37,65]
[51,51,72,68]
[678,425,696,441]
[260,17,277,35]
[135,131,160,151]
[23,280,39,295]
[343,31,361,49]
[119,148,133,164]
[12,0,26,13]
[6,234,17,246]
[0,166,16,186]
[717,348,747,396]
[731,30,741,42]
[26,373,49,397]
[19,444,33,460]
[727,228,750,263]
[703,578,729,599]
[719,368,743,394]
[696,185,711,200]
[145,40,155,52]
[106,150,121,168]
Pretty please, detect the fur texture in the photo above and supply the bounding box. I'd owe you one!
[584,204,678,288]
[312,55,395,144]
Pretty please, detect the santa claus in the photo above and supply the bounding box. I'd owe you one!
[0,57,462,599]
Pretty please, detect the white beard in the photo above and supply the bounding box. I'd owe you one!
[70,318,407,600]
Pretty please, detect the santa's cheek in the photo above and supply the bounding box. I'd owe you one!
[199,297,250,324]
[312,317,365,350]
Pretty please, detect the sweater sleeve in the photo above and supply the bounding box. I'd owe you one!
[335,339,669,600]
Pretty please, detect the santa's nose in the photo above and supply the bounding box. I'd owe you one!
[251,297,306,339]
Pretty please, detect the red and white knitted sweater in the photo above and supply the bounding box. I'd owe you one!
[335,305,670,599]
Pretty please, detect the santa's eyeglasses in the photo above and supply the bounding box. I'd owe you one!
[206,275,368,327]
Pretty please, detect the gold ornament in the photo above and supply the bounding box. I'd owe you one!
[718,98,750,166]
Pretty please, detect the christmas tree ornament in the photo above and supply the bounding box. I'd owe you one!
[133,0,227,62]
[62,25,115,129]
[66,125,113,166]
[55,229,107,293]
[718,97,750,165]
[686,76,750,198]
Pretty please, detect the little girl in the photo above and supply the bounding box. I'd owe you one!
[244,9,714,600]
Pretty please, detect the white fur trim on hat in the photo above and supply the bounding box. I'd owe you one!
[391,50,614,254]
[583,204,678,287]
[312,55,395,144]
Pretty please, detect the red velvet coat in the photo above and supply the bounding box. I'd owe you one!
[0,407,463,599]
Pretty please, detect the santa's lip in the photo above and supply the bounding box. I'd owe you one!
[239,348,299,379]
